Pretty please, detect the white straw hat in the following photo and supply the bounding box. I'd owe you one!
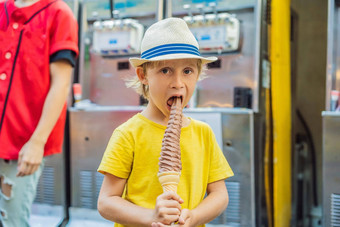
[129,17,217,68]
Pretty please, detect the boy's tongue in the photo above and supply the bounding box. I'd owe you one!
[167,97,181,107]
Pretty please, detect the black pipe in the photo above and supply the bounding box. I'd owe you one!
[296,109,318,207]
[58,110,71,227]
[73,1,82,86]
[110,0,114,19]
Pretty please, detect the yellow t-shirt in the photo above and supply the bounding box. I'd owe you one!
[98,113,234,227]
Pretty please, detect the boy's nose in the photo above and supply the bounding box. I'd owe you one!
[171,74,184,89]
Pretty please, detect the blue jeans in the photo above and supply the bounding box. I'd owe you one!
[0,159,44,227]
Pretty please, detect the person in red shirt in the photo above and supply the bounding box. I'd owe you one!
[0,0,78,226]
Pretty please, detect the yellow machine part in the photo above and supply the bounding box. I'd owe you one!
[270,0,292,226]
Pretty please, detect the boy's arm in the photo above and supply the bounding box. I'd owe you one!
[181,179,229,227]
[98,173,183,227]
[17,60,72,177]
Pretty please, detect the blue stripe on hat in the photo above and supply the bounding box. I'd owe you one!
[141,43,200,59]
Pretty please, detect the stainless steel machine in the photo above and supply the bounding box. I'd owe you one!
[68,107,255,226]
[171,1,262,226]
[322,112,340,227]
[322,1,340,226]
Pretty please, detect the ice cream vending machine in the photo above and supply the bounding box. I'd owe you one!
[88,16,144,106]
[68,0,159,225]
[169,0,263,226]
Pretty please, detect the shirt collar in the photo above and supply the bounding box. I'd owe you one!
[6,0,58,23]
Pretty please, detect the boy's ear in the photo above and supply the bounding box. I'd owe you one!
[136,67,148,85]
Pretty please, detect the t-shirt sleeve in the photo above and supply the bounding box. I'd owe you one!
[207,127,234,183]
[50,50,77,66]
[97,129,134,179]
[49,3,79,57]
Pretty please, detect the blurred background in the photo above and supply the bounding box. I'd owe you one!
[29,0,339,227]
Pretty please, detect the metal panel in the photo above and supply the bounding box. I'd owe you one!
[31,152,65,225]
[331,194,340,226]
[185,109,255,226]
[222,111,255,226]
[34,154,64,205]
[69,107,142,209]
[326,0,340,110]
[169,1,262,112]
[322,112,340,227]
[194,8,259,111]
[89,54,140,106]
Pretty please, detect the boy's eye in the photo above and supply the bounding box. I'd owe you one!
[184,69,193,74]
[161,68,169,74]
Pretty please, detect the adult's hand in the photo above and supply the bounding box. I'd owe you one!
[16,138,44,177]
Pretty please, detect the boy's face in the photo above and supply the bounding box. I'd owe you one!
[139,59,200,118]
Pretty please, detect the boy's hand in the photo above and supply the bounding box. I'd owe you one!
[151,191,184,226]
[151,208,193,227]
[177,209,192,226]
[151,208,192,227]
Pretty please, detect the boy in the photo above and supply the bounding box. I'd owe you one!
[97,18,233,227]
[0,0,78,226]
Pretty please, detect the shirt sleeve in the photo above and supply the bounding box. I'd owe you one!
[50,50,76,67]
[49,2,79,57]
[97,129,134,179]
[207,126,234,183]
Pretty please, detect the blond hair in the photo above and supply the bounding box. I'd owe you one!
[126,59,206,100]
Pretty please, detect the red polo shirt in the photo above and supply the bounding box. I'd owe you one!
[0,0,79,159]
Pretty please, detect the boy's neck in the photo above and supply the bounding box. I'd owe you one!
[141,105,167,126]
[15,0,40,8]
